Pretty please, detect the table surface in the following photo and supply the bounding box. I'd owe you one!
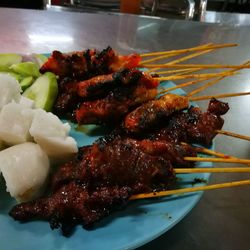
[1,7,250,250]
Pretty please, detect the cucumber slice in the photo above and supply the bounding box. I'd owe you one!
[23,72,58,112]
[0,54,22,67]
[10,62,40,77]
[20,76,34,91]
[0,65,11,72]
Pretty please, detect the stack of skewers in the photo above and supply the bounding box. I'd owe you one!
[9,43,250,236]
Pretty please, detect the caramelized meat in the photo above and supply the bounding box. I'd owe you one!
[124,94,189,133]
[10,183,131,236]
[40,47,141,80]
[75,84,157,125]
[77,68,158,99]
[150,98,229,146]
[10,141,175,235]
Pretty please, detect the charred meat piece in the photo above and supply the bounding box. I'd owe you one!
[77,68,159,99]
[207,97,230,116]
[121,138,197,168]
[40,47,141,80]
[51,139,175,192]
[10,182,131,236]
[124,94,189,133]
[150,98,229,146]
[10,140,175,235]
[75,83,157,125]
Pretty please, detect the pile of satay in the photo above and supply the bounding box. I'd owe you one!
[10,43,250,236]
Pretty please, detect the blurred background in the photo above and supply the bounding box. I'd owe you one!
[1,0,250,25]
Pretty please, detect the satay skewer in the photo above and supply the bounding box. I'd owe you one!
[140,43,237,57]
[142,63,250,70]
[155,71,235,81]
[190,91,250,101]
[130,179,250,200]
[146,49,215,73]
[175,167,250,173]
[184,156,250,164]
[216,130,250,141]
[187,61,250,97]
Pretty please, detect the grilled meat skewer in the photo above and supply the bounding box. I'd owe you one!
[40,47,141,80]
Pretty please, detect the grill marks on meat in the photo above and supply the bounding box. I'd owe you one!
[10,183,131,236]
[54,68,158,120]
[77,68,157,99]
[10,140,176,235]
[9,98,229,235]
[124,94,189,133]
[75,83,158,125]
[40,47,141,80]
[150,98,229,146]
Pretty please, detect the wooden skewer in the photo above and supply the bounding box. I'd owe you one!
[190,92,250,101]
[140,43,212,57]
[156,68,201,75]
[140,43,237,57]
[130,179,250,200]
[184,156,250,164]
[140,52,185,64]
[155,71,235,81]
[216,130,250,141]
[146,49,215,73]
[157,77,213,95]
[195,147,235,159]
[141,63,250,69]
[187,61,250,97]
[175,167,250,173]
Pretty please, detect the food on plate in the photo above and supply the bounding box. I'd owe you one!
[0,102,33,145]
[9,98,228,235]
[124,93,189,133]
[23,72,58,111]
[0,53,22,67]
[40,46,141,80]
[10,62,41,78]
[147,98,229,146]
[29,109,78,162]
[0,74,22,110]
[0,142,49,202]
[75,76,158,125]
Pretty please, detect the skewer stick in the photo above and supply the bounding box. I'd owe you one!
[175,167,250,173]
[155,71,235,81]
[195,147,235,159]
[140,43,212,57]
[172,68,202,76]
[130,179,250,200]
[190,92,250,101]
[140,43,237,57]
[184,157,250,164]
[216,130,250,141]
[146,49,215,73]
[140,52,186,64]
[157,77,212,95]
[187,61,250,97]
[141,63,250,69]
[156,68,201,75]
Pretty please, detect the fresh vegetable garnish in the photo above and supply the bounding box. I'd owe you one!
[23,72,58,112]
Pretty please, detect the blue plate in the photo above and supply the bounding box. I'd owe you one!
[0,81,211,250]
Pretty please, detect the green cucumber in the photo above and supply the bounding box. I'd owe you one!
[23,72,58,111]
[10,62,40,77]
[20,76,34,91]
[0,54,22,67]
[0,65,11,72]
